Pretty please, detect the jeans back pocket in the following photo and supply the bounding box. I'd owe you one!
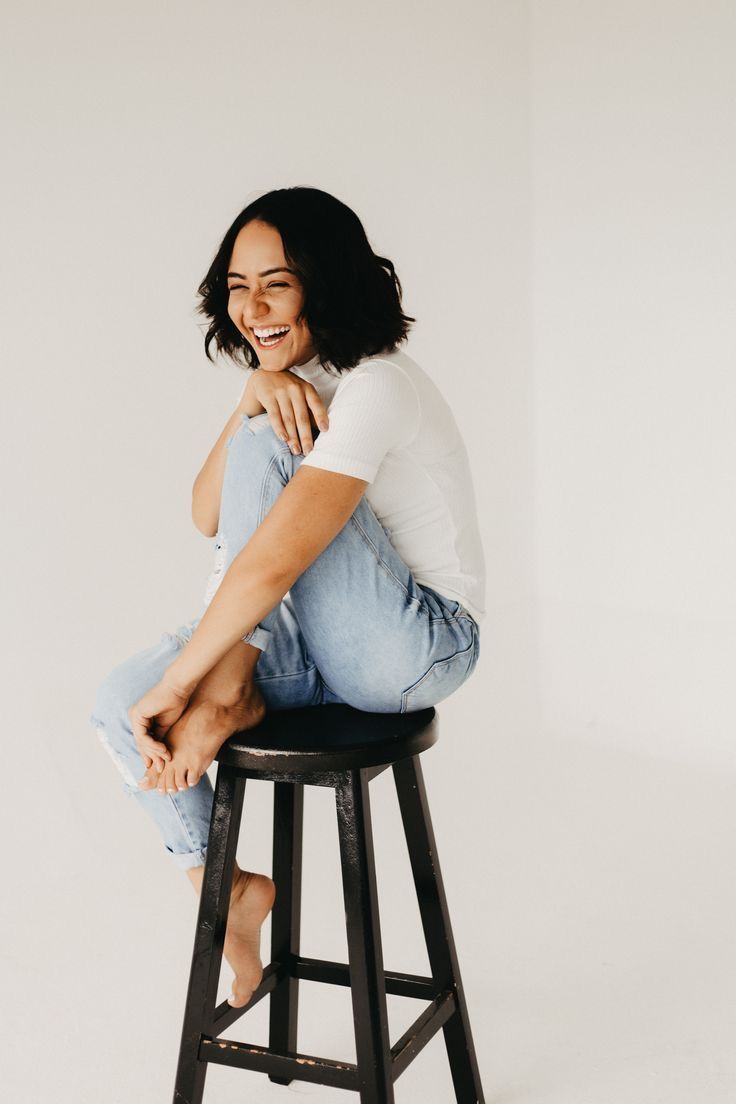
[400,636,478,713]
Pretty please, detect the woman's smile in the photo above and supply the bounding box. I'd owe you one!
[252,324,290,350]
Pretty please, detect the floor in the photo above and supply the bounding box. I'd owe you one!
[8,712,736,1103]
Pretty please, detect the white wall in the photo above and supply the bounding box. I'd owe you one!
[531,0,736,767]
[1,4,532,1099]
[5,1,734,1097]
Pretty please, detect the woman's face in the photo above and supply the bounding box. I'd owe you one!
[227,220,316,371]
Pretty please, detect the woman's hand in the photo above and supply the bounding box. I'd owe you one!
[246,368,329,455]
[137,688,266,793]
[128,680,192,772]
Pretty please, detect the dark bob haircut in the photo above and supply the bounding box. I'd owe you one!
[196,186,415,375]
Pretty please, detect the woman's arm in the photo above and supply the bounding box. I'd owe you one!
[169,465,368,694]
[191,377,265,537]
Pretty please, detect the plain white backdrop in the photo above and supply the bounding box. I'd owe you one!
[2,2,735,1102]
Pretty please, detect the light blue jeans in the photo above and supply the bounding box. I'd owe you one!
[90,413,480,870]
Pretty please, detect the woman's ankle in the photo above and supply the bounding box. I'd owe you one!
[185,860,247,898]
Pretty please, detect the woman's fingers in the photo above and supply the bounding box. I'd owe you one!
[306,390,330,434]
[275,394,303,453]
[131,713,172,767]
[135,738,168,772]
[143,735,171,762]
[294,382,329,451]
[293,401,316,454]
[262,399,289,445]
[256,373,328,454]
[277,391,321,454]
[138,762,158,790]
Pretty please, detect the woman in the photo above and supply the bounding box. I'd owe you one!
[90,186,485,1009]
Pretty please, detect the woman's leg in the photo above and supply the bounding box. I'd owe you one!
[89,620,215,870]
[214,413,480,714]
[89,621,288,1008]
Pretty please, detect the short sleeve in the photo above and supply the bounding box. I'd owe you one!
[299,360,420,483]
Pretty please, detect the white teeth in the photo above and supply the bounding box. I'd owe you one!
[254,325,290,338]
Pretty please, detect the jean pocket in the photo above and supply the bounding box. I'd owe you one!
[400,639,477,713]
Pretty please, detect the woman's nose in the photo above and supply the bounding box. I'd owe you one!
[244,290,270,324]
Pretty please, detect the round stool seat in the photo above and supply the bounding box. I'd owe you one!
[216,702,438,773]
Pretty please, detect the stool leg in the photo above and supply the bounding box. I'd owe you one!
[172,763,246,1104]
[268,780,304,1084]
[392,755,485,1104]
[335,769,394,1104]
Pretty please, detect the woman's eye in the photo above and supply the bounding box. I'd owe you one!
[228,283,287,293]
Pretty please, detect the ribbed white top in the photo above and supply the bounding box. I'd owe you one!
[237,347,486,623]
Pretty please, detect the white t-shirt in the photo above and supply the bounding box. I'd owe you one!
[236,347,486,623]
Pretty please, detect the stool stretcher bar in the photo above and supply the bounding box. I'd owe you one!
[200,988,457,1090]
[213,955,444,1036]
[390,990,457,1080]
[292,955,440,1001]
[200,1037,359,1090]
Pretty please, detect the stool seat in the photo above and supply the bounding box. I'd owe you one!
[216,702,438,773]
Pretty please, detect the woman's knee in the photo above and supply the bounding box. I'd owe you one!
[90,631,185,726]
[226,415,300,482]
[91,654,148,731]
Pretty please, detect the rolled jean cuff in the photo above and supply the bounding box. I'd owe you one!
[241,624,272,651]
[168,845,208,871]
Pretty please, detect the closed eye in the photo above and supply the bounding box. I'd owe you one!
[228,282,288,292]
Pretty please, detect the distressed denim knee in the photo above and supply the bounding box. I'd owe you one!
[89,627,215,870]
[90,669,148,792]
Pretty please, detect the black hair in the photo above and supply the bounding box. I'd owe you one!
[195,186,415,375]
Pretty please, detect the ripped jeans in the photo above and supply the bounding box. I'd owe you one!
[89,413,481,870]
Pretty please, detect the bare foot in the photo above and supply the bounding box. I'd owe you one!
[224,869,276,1007]
[138,683,266,793]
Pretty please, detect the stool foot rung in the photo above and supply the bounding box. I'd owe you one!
[211,961,284,1036]
[391,989,457,1081]
[294,954,439,1000]
[200,1036,358,1090]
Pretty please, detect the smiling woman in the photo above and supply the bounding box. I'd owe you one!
[224,223,317,363]
[89,185,485,1010]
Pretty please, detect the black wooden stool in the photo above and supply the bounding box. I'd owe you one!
[172,703,485,1103]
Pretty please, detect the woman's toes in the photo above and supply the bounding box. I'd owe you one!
[227,985,253,1009]
[158,762,174,794]
[138,763,157,789]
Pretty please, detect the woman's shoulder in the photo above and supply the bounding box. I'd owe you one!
[334,347,421,401]
[344,348,457,426]
[322,349,420,445]
[347,345,418,376]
